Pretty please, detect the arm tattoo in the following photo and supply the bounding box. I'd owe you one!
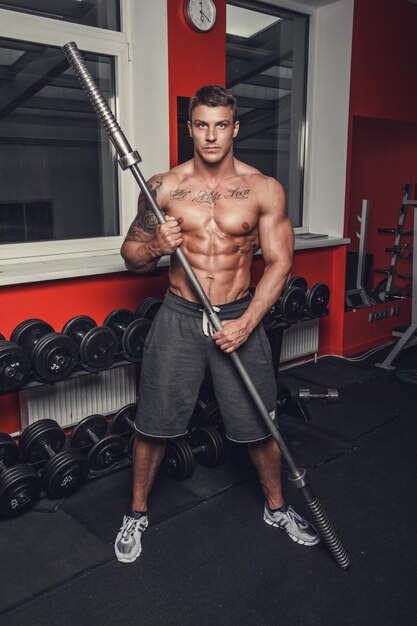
[125,178,162,240]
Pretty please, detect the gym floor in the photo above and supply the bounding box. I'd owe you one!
[0,344,416,626]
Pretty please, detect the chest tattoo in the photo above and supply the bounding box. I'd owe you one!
[232,245,250,255]
[224,187,250,200]
[192,190,222,206]
[170,188,191,201]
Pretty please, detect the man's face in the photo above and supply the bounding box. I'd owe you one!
[188,105,239,165]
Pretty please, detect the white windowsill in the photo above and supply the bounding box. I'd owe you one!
[0,236,349,287]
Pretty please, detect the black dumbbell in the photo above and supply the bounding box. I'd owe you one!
[19,419,88,498]
[10,319,79,383]
[298,388,339,403]
[276,382,291,413]
[70,414,126,472]
[305,283,330,316]
[275,285,306,323]
[109,403,138,458]
[286,275,308,292]
[0,432,42,518]
[103,309,151,363]
[135,297,162,322]
[0,336,32,393]
[164,426,226,481]
[62,315,118,372]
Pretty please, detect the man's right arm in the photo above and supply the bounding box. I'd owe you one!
[120,176,182,274]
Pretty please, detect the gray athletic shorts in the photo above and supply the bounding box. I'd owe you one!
[134,289,277,443]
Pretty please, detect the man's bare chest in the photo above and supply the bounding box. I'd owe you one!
[163,183,260,236]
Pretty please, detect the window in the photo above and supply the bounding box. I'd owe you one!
[226,1,309,227]
[0,0,120,30]
[0,4,130,262]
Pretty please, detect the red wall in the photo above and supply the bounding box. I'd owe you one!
[343,0,417,352]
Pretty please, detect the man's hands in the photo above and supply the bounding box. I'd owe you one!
[213,317,251,353]
[150,216,183,257]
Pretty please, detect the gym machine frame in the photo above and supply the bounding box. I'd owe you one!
[63,42,350,570]
[375,206,417,369]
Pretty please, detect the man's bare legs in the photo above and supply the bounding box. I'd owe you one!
[248,436,284,509]
[131,434,166,512]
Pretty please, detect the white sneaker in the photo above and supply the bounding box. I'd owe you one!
[263,503,320,546]
[114,514,149,563]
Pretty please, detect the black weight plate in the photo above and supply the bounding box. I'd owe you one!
[277,286,306,322]
[0,341,32,393]
[62,315,97,342]
[306,283,330,315]
[121,318,151,362]
[286,276,308,292]
[0,333,5,341]
[276,383,291,411]
[127,432,136,458]
[135,297,162,321]
[0,432,20,467]
[32,332,78,383]
[0,464,41,517]
[20,420,66,463]
[87,435,125,471]
[103,309,135,344]
[190,426,224,468]
[164,438,194,480]
[70,414,108,449]
[110,403,137,436]
[262,305,277,331]
[43,450,88,498]
[79,326,118,371]
[10,319,55,355]
[192,398,221,427]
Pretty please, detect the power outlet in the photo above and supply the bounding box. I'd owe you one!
[369,310,388,322]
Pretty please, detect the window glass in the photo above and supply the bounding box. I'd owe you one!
[226,1,308,227]
[0,37,119,245]
[0,0,120,30]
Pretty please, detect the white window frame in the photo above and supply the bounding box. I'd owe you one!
[0,6,136,264]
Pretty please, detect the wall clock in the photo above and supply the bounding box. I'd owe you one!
[184,0,217,33]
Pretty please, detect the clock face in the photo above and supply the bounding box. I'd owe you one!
[184,0,217,33]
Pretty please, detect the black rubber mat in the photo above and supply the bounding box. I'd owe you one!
[61,459,254,544]
[3,414,416,626]
[284,356,376,388]
[0,509,110,615]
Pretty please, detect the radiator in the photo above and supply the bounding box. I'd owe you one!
[279,318,319,363]
[19,365,137,430]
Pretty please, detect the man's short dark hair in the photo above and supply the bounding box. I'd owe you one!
[188,85,238,122]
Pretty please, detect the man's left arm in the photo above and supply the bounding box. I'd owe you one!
[214,177,293,353]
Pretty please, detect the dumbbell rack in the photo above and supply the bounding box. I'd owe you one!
[375,206,417,370]
[373,182,415,302]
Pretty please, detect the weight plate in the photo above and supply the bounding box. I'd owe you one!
[164,438,194,480]
[190,426,225,468]
[103,309,135,345]
[127,432,136,458]
[286,276,308,292]
[135,298,162,321]
[62,315,96,339]
[121,318,151,362]
[276,384,291,411]
[306,283,330,315]
[70,414,108,449]
[0,333,5,341]
[192,398,221,427]
[43,450,88,498]
[0,464,41,517]
[277,286,306,322]
[0,341,32,393]
[79,326,118,371]
[20,420,66,464]
[10,319,55,355]
[262,306,277,331]
[87,435,125,472]
[0,432,20,467]
[110,403,137,436]
[32,333,78,383]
